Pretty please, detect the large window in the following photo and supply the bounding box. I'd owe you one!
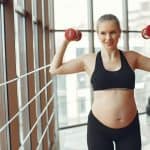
[128,0,150,30]
[128,0,150,113]
[54,0,124,129]
[54,0,150,149]
[93,0,123,29]
[129,33,150,112]
[55,32,92,128]
[54,0,88,29]
[54,0,150,126]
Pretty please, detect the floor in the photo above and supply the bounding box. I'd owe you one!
[59,114,150,150]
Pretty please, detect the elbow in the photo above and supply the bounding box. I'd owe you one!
[49,65,64,75]
[49,68,57,75]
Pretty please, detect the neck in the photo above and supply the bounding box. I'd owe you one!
[101,49,119,60]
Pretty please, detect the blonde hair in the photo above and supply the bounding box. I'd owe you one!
[96,14,121,33]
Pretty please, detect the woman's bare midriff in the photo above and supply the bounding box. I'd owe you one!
[91,89,137,129]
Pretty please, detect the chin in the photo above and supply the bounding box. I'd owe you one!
[106,47,115,50]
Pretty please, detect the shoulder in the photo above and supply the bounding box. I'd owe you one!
[122,50,150,70]
[79,52,97,74]
[123,50,144,60]
[80,52,97,63]
[122,50,140,59]
[121,50,140,69]
[123,50,137,56]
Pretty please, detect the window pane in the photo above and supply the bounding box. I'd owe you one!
[128,0,150,30]
[78,97,86,114]
[93,0,123,30]
[77,73,88,89]
[54,0,88,29]
[57,76,66,90]
[129,33,150,113]
[58,96,68,126]
[55,32,92,127]
[14,0,24,8]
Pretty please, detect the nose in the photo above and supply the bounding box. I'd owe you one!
[105,33,112,40]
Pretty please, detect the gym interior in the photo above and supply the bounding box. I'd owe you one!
[0,0,150,150]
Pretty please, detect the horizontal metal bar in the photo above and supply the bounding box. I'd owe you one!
[50,29,142,33]
[59,123,87,130]
[49,29,95,32]
[0,64,51,87]
[19,97,54,148]
[139,111,146,115]
[0,80,53,133]
[36,112,54,150]
[15,5,26,17]
[122,30,141,33]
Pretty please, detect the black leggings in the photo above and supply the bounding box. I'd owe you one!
[87,111,141,150]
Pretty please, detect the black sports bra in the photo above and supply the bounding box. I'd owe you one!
[91,50,135,90]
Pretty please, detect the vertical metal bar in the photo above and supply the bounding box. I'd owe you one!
[37,0,49,148]
[87,0,94,53]
[87,0,94,104]
[32,1,42,149]
[0,4,10,150]
[25,0,38,149]
[48,0,59,149]
[42,0,51,148]
[4,0,19,149]
[14,0,31,149]
[122,0,129,50]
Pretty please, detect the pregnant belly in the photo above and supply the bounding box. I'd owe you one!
[91,96,137,128]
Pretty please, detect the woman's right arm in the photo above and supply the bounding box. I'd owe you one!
[49,39,85,75]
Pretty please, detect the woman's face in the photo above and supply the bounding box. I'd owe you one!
[97,20,121,51]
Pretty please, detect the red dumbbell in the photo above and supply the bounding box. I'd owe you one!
[145,25,150,36]
[65,28,82,41]
[141,25,150,39]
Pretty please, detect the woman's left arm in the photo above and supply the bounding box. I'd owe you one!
[135,52,150,71]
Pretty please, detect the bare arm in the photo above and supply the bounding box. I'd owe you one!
[134,51,150,71]
[49,39,85,75]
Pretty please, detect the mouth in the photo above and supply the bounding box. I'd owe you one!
[105,43,113,46]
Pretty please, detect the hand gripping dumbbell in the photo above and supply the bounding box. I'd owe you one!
[65,28,82,41]
[141,25,150,39]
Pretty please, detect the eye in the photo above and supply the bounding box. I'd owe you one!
[100,31,106,35]
[110,31,117,35]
